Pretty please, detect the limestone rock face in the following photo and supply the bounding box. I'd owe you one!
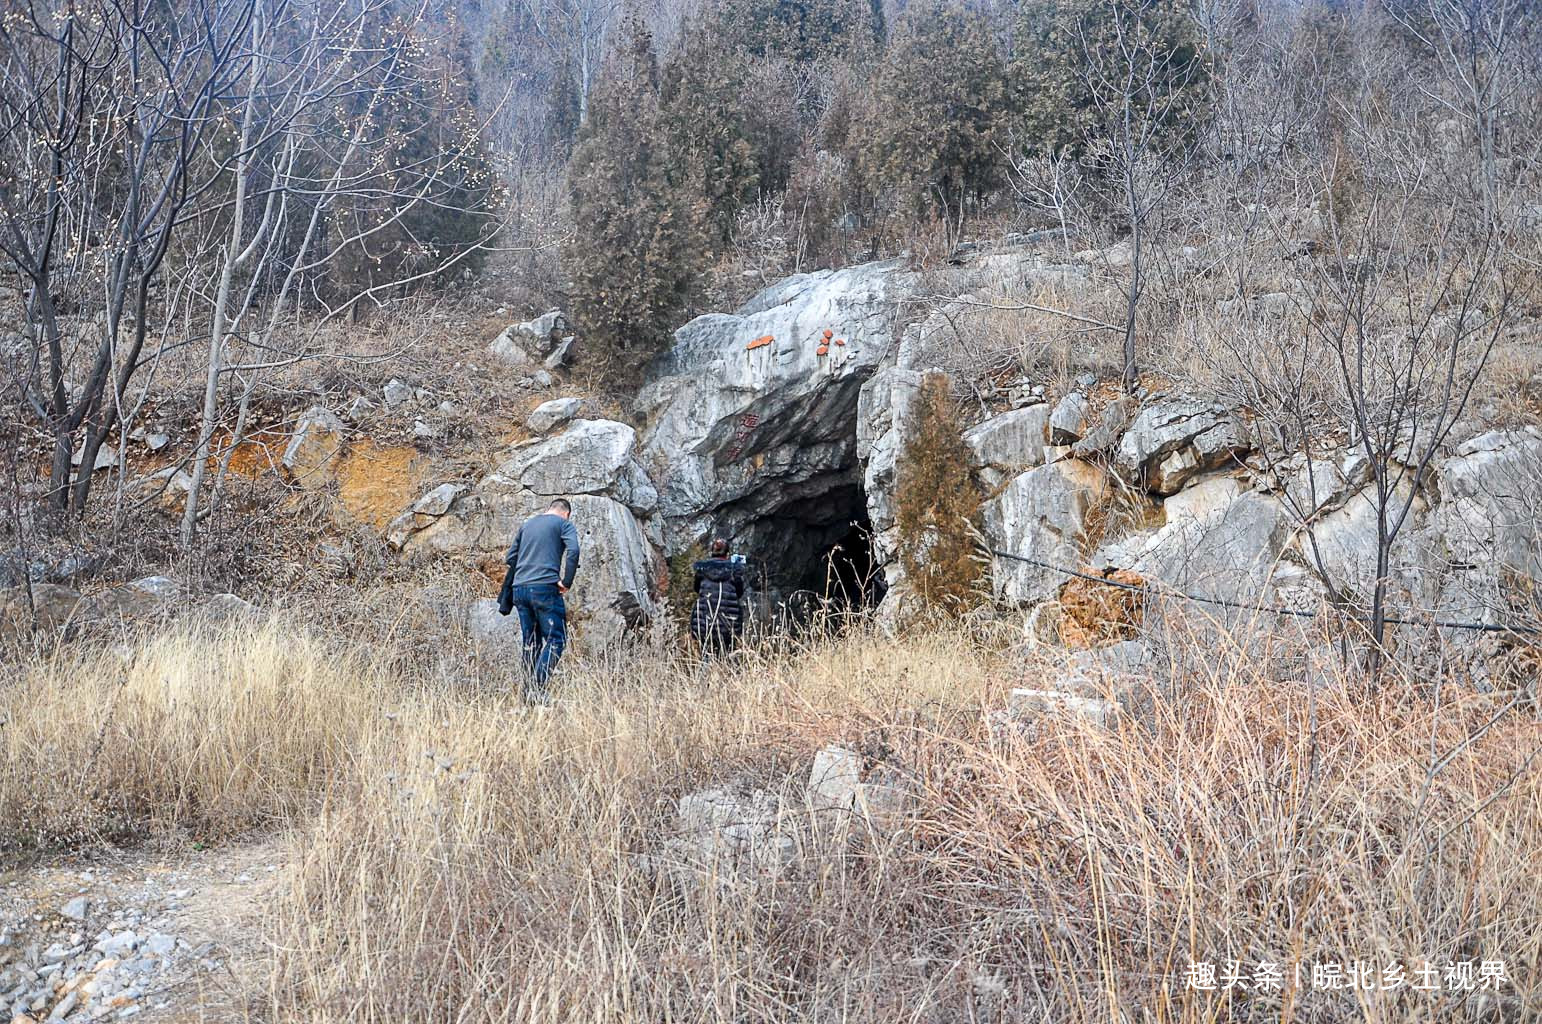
[1115,400,1248,495]
[283,406,346,489]
[1434,428,1542,579]
[858,366,926,587]
[983,460,1111,605]
[496,419,658,516]
[1097,488,1294,605]
[389,419,663,650]
[964,404,1050,489]
[636,258,913,580]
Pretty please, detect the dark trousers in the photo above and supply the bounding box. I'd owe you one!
[512,583,567,700]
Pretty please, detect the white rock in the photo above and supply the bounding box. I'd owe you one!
[60,897,89,921]
[526,397,584,434]
[983,460,1111,605]
[282,406,346,489]
[382,380,413,409]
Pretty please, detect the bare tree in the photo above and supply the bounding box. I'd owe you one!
[0,0,505,543]
[1070,0,1213,394]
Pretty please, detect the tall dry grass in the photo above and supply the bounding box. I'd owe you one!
[1,613,1538,1022]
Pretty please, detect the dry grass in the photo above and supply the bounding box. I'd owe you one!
[2,613,1539,1022]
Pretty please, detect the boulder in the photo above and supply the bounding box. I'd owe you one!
[526,397,583,434]
[71,441,120,473]
[963,404,1050,488]
[490,311,567,368]
[1114,399,1248,495]
[1098,490,1293,605]
[467,598,522,647]
[282,406,346,489]
[1048,391,1090,444]
[1072,395,1139,459]
[496,419,657,516]
[983,459,1111,605]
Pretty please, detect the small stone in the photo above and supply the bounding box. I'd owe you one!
[382,379,413,409]
[58,899,88,923]
[143,432,170,452]
[344,396,375,422]
[92,933,137,959]
[139,935,173,958]
[46,991,75,1020]
[411,419,438,440]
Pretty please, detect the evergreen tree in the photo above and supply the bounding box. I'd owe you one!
[715,0,878,62]
[862,1,1011,231]
[658,21,760,245]
[328,11,498,298]
[895,373,984,614]
[566,19,710,375]
[1011,0,1213,161]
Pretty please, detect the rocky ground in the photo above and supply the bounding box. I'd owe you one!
[0,840,281,1024]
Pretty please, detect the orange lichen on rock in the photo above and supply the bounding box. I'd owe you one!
[747,335,774,351]
[337,440,431,530]
[1058,567,1147,649]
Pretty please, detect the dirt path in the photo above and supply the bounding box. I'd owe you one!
[1,836,287,1023]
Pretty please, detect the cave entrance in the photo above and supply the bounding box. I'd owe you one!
[733,479,883,623]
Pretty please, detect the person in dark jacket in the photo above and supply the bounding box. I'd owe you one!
[690,538,746,659]
[497,498,581,702]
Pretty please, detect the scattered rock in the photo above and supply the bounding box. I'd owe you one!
[381,380,413,409]
[526,397,583,434]
[1072,395,1139,459]
[59,898,89,923]
[345,396,376,422]
[1006,688,1119,729]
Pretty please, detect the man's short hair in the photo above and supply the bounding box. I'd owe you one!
[548,498,572,515]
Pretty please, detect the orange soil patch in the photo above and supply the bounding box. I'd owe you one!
[1058,567,1147,649]
[215,430,285,479]
[336,441,430,531]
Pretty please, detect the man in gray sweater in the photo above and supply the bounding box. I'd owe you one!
[497,498,581,702]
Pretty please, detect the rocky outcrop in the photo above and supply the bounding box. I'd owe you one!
[637,259,913,584]
[388,418,663,649]
[963,404,1050,489]
[1114,400,1248,495]
[984,460,1111,604]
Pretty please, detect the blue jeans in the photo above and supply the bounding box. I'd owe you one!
[512,584,567,699]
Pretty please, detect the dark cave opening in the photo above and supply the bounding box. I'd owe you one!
[732,480,884,622]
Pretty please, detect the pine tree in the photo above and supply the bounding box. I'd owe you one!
[862,1,1011,231]
[565,18,710,376]
[895,374,984,615]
